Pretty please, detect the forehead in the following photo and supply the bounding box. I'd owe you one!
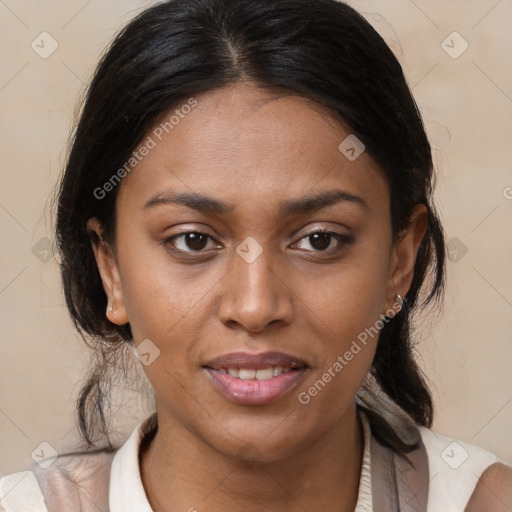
[117,82,388,213]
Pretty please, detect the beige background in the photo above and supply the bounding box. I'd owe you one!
[0,0,511,476]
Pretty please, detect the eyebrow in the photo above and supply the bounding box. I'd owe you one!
[143,188,367,216]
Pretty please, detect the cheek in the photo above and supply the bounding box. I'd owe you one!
[308,241,391,342]
[295,266,388,421]
[114,227,208,345]
[295,232,392,397]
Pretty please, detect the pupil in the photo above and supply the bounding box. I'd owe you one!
[310,233,330,251]
[187,233,207,251]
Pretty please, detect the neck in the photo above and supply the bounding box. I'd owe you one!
[140,405,364,512]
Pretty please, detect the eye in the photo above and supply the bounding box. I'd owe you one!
[165,231,220,253]
[164,228,352,255]
[293,229,353,252]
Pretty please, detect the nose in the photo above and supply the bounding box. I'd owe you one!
[217,246,294,333]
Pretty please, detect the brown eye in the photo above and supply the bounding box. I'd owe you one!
[166,231,217,252]
[308,232,331,251]
[294,230,353,252]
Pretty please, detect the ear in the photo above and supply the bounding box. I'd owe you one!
[87,217,129,326]
[386,204,428,309]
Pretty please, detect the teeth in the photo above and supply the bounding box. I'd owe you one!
[255,368,274,380]
[228,368,239,378]
[219,366,295,380]
[239,369,256,380]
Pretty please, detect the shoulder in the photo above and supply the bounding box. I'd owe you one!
[0,414,156,512]
[0,470,47,511]
[418,426,501,471]
[418,426,511,511]
[464,462,512,512]
[0,448,116,512]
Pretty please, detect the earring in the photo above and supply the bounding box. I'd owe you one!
[108,294,114,313]
[394,294,404,312]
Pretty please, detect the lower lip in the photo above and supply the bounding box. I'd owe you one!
[205,368,307,405]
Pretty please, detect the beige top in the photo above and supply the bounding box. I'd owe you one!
[0,410,504,511]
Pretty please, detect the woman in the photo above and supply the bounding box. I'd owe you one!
[0,0,510,510]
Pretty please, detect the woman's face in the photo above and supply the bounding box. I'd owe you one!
[89,82,425,462]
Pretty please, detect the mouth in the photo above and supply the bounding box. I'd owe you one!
[215,366,296,380]
[203,351,309,405]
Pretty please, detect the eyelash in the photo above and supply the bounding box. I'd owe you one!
[163,229,353,256]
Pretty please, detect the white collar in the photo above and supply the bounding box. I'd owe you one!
[109,414,156,512]
[109,411,373,511]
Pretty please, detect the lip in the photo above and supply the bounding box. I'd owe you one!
[203,351,309,405]
[204,351,308,370]
[205,367,307,405]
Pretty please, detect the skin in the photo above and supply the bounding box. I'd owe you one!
[464,462,512,512]
[88,82,427,512]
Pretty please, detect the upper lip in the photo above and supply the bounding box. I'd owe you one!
[204,351,308,370]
